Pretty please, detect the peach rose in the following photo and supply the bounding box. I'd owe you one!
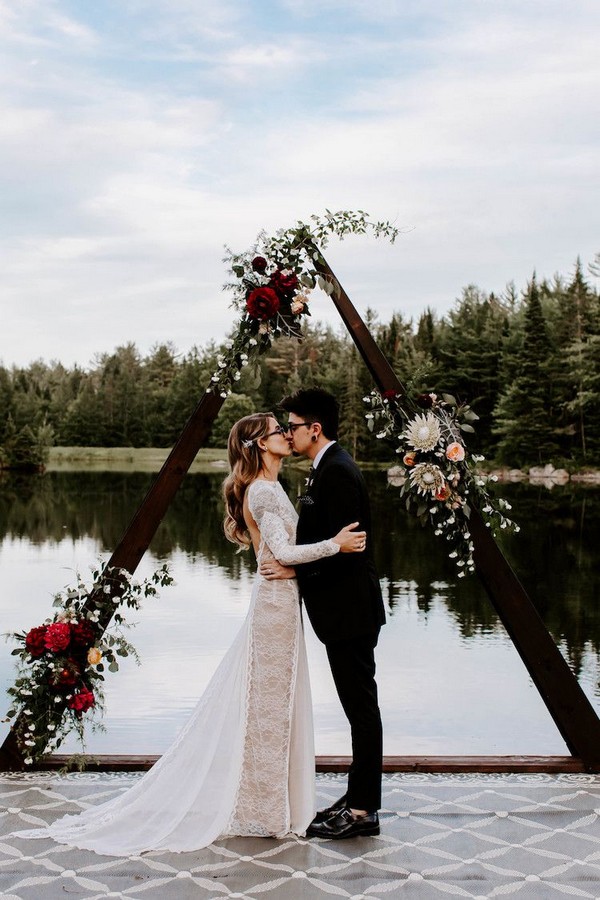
[403,452,416,467]
[446,442,465,462]
[290,298,305,314]
[87,647,102,666]
[435,485,451,501]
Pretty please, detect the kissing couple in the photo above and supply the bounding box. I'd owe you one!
[13,388,386,855]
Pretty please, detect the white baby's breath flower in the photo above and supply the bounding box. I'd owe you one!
[405,413,441,452]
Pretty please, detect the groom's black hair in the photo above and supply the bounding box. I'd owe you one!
[279,388,339,441]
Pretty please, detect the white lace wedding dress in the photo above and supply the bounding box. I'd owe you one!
[14,480,340,856]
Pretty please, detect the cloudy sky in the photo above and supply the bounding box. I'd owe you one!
[1,0,599,368]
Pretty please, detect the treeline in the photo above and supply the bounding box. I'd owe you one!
[1,259,599,467]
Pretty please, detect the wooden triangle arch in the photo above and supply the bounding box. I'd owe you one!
[3,244,600,772]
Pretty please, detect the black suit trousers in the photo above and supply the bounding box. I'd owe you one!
[325,632,382,811]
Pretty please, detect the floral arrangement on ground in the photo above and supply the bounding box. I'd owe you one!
[4,562,173,764]
[365,389,519,574]
[209,209,399,395]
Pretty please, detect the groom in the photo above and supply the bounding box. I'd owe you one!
[267,388,385,839]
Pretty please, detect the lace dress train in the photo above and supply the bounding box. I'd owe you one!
[12,480,339,856]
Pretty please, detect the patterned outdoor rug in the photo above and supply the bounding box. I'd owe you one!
[2,771,600,898]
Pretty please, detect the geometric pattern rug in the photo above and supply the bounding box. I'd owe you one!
[2,771,600,899]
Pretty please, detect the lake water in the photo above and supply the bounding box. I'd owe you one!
[1,467,599,756]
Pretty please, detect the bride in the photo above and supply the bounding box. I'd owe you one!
[13,412,366,855]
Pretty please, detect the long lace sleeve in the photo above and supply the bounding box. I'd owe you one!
[248,481,340,566]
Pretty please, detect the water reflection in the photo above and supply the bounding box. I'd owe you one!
[0,468,598,754]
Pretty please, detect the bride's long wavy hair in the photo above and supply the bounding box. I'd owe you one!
[223,412,276,549]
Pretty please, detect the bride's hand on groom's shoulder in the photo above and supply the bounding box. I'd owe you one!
[260,560,296,580]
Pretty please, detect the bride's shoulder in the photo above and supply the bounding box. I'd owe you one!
[247,479,279,501]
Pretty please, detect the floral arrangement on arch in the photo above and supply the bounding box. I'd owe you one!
[4,562,173,764]
[365,389,518,575]
[209,210,399,396]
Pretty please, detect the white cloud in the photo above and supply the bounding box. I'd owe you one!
[1,0,599,366]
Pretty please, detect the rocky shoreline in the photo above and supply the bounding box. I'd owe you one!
[387,463,600,490]
[489,464,600,487]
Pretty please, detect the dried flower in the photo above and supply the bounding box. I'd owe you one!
[405,413,441,452]
[409,463,445,495]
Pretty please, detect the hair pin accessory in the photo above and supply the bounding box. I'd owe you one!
[242,438,254,449]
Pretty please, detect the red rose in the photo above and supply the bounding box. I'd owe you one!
[44,622,71,653]
[416,393,434,409]
[251,256,268,273]
[68,688,95,713]
[71,620,95,648]
[383,390,401,403]
[269,269,298,298]
[246,286,280,320]
[25,626,47,658]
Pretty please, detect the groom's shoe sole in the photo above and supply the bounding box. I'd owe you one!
[307,809,380,839]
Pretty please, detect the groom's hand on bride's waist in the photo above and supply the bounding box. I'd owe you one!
[260,560,296,580]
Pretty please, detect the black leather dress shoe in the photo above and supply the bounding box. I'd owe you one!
[307,808,380,839]
[311,794,348,825]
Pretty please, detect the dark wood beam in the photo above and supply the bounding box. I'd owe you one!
[313,248,600,772]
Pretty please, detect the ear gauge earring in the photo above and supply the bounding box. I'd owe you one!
[311,435,317,443]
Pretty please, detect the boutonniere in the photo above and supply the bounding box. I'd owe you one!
[298,493,315,505]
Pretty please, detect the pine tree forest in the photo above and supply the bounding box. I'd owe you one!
[2,262,600,469]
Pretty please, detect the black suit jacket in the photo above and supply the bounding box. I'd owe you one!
[296,443,385,643]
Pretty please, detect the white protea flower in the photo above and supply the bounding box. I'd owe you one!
[404,413,441,451]
[409,463,445,495]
